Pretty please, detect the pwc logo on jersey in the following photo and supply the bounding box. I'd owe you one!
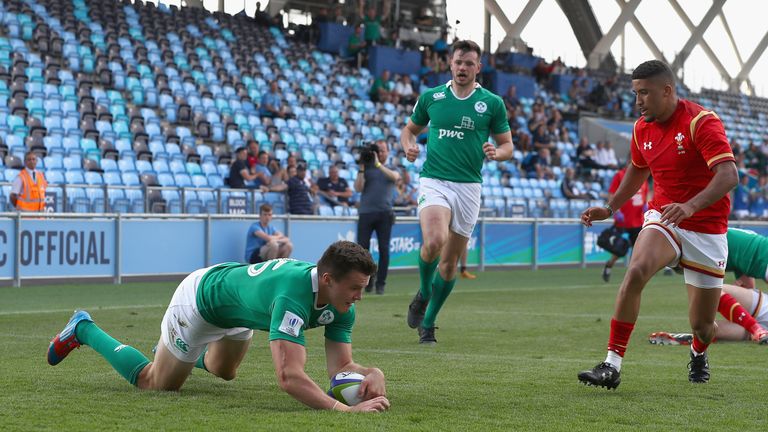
[279,311,304,337]
[318,309,335,325]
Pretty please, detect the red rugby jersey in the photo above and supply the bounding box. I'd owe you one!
[609,168,648,229]
[630,99,734,234]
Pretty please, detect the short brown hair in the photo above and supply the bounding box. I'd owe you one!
[259,203,272,213]
[451,40,481,58]
[317,241,377,281]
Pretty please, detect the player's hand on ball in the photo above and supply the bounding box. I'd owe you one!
[405,145,419,162]
[482,142,497,160]
[349,396,390,413]
[359,368,386,399]
[581,206,611,226]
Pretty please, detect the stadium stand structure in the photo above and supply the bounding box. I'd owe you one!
[0,0,763,219]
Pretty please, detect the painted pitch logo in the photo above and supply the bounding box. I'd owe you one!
[474,101,487,113]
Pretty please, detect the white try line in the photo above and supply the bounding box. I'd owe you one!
[0,304,166,316]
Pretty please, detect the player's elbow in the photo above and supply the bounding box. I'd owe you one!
[718,162,739,190]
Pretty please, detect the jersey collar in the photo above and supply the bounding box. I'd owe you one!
[446,80,481,101]
[311,267,326,310]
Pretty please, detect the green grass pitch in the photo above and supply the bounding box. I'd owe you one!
[1,268,764,431]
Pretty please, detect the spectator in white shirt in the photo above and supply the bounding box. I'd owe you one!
[394,75,416,105]
[595,141,618,169]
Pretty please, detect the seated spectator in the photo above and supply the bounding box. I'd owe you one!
[287,163,316,215]
[393,170,417,209]
[317,165,352,207]
[260,80,294,119]
[744,142,767,176]
[246,140,260,169]
[369,69,398,104]
[532,124,553,151]
[347,24,367,67]
[251,151,272,190]
[522,147,554,180]
[561,168,594,200]
[749,175,768,218]
[333,5,346,24]
[533,58,553,85]
[732,174,751,219]
[503,85,520,113]
[266,158,288,192]
[595,141,619,169]
[244,203,293,264]
[228,147,260,189]
[394,75,416,105]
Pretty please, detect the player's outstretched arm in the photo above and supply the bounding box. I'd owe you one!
[325,339,387,401]
[270,339,350,411]
[400,120,424,163]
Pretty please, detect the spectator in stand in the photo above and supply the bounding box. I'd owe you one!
[359,1,390,46]
[433,31,449,62]
[228,147,260,189]
[568,79,585,107]
[393,170,417,211]
[732,174,751,219]
[266,158,288,192]
[744,142,766,175]
[503,85,520,113]
[246,140,260,169]
[530,147,555,180]
[260,80,294,119]
[533,58,552,85]
[254,2,271,26]
[333,5,346,24]
[286,163,316,215]
[347,24,367,67]
[369,70,398,104]
[595,141,619,169]
[251,151,272,190]
[532,124,553,151]
[749,176,768,218]
[561,167,593,200]
[394,75,416,106]
[317,165,353,208]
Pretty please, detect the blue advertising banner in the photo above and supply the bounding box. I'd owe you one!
[18,219,115,277]
[288,219,357,263]
[483,223,534,265]
[538,223,582,264]
[121,219,205,275]
[0,218,15,278]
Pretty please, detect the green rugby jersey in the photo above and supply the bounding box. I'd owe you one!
[196,259,354,345]
[726,228,768,279]
[410,81,510,183]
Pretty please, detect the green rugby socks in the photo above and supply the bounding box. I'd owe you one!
[421,273,456,329]
[75,321,150,386]
[418,255,439,299]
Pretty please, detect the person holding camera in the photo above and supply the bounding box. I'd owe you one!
[355,140,400,295]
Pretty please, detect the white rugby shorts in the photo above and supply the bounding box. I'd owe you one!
[160,266,253,363]
[641,210,727,289]
[417,177,481,238]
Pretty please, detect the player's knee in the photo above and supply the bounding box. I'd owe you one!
[440,260,458,277]
[423,236,446,256]
[218,370,237,381]
[625,262,656,285]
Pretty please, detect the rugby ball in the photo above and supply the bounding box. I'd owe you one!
[327,371,365,406]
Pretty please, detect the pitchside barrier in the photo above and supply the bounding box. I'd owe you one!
[0,213,766,286]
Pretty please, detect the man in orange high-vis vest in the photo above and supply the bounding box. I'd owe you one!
[10,151,47,212]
